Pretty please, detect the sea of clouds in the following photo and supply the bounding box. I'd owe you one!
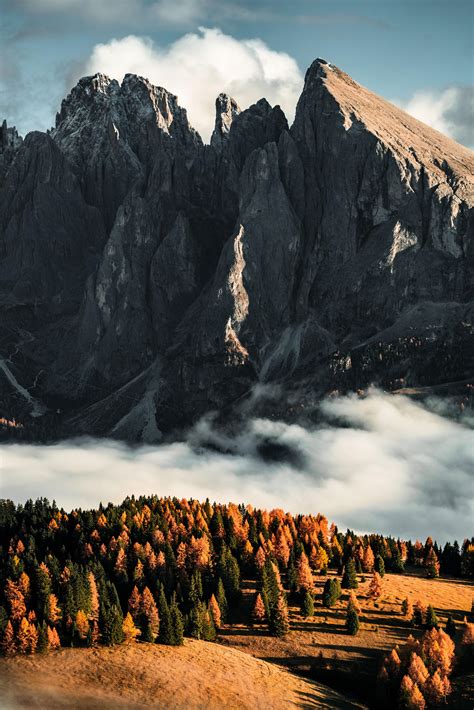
[1,391,473,544]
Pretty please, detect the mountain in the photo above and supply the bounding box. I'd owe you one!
[0,60,473,440]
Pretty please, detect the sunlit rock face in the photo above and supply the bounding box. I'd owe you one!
[0,61,473,440]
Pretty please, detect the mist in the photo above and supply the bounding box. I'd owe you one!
[1,391,473,543]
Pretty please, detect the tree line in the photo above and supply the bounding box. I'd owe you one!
[0,496,473,657]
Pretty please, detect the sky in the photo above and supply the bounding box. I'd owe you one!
[1,0,473,144]
[2,391,473,543]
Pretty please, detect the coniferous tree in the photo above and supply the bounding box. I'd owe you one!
[444,615,456,641]
[341,559,358,589]
[157,588,174,645]
[345,605,359,636]
[301,591,314,618]
[374,555,385,578]
[252,593,266,624]
[122,612,140,643]
[216,578,228,623]
[170,598,184,646]
[37,621,49,653]
[270,594,290,638]
[425,605,439,630]
[1,620,16,656]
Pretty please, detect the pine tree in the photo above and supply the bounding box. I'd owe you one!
[157,588,174,645]
[141,586,159,639]
[345,605,359,636]
[208,594,221,629]
[27,622,38,654]
[399,675,425,710]
[88,572,100,623]
[252,593,266,624]
[17,617,30,654]
[216,578,228,623]
[424,670,451,705]
[37,621,49,653]
[369,572,382,599]
[322,578,341,608]
[100,602,124,646]
[1,620,16,656]
[412,600,425,627]
[5,580,26,621]
[296,552,313,592]
[170,598,184,646]
[362,545,375,572]
[341,559,358,589]
[425,604,439,630]
[74,610,90,642]
[445,615,456,639]
[47,625,61,650]
[401,597,411,617]
[46,593,62,626]
[270,594,290,638]
[374,555,385,578]
[425,547,440,578]
[122,612,141,643]
[128,585,141,621]
[301,591,314,618]
[407,653,429,687]
[348,590,361,614]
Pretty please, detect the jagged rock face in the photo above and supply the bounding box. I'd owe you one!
[0,64,473,439]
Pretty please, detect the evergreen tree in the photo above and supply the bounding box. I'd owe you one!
[170,598,184,646]
[301,591,314,618]
[322,578,341,608]
[425,605,439,630]
[100,602,124,646]
[37,621,49,653]
[270,594,290,638]
[346,606,359,636]
[445,615,456,640]
[216,578,228,623]
[157,588,174,645]
[252,593,266,624]
[375,555,385,578]
[341,559,358,589]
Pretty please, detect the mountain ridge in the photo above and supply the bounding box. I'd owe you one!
[0,58,472,440]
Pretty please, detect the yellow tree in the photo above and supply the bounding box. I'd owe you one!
[369,572,382,599]
[47,626,61,650]
[16,618,31,654]
[47,594,62,625]
[5,580,26,621]
[75,610,90,641]
[407,653,429,688]
[122,612,141,643]
[253,593,266,624]
[208,594,221,628]
[296,552,313,592]
[362,545,375,572]
[88,572,100,623]
[424,670,451,705]
[1,620,16,656]
[140,587,159,638]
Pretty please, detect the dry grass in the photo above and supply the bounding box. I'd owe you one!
[0,638,364,710]
[218,570,473,688]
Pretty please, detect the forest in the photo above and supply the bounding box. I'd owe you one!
[1,496,473,708]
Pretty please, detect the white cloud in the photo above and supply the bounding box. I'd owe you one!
[78,28,303,141]
[2,391,473,543]
[399,86,474,148]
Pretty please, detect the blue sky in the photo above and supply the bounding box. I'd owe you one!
[1,0,473,144]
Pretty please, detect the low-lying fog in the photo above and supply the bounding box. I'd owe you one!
[1,391,473,543]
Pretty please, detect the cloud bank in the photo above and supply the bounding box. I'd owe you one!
[398,86,474,149]
[77,28,303,141]
[1,392,473,543]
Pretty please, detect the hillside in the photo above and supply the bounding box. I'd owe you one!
[0,640,364,709]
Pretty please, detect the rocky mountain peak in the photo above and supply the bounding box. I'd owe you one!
[0,59,472,439]
[211,93,241,149]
